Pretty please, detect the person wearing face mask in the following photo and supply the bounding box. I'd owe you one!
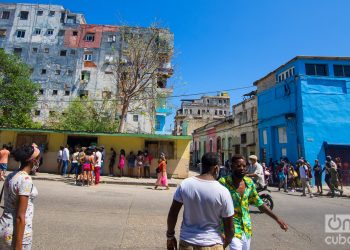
[0,144,40,250]
[166,152,234,250]
[219,155,288,250]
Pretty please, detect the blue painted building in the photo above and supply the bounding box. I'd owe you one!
[255,56,350,184]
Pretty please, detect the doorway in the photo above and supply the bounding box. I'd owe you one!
[67,136,98,149]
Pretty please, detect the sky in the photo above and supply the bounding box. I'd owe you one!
[4,0,350,132]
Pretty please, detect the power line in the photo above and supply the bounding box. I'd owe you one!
[0,85,255,104]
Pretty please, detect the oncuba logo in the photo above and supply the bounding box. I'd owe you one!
[325,214,350,245]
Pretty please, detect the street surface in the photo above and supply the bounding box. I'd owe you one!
[1,180,350,250]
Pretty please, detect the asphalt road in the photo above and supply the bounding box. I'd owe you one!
[1,180,350,250]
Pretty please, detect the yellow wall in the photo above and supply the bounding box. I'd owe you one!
[0,130,190,179]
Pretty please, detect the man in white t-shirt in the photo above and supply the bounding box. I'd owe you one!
[61,145,70,176]
[167,152,234,250]
[246,155,265,189]
[94,147,102,185]
[298,159,313,198]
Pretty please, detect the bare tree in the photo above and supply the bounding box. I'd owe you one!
[109,26,173,133]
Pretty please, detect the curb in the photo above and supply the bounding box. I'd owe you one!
[31,176,179,187]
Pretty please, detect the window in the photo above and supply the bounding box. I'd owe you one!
[189,109,192,115]
[219,110,223,115]
[37,10,43,16]
[81,71,90,81]
[197,109,200,115]
[66,15,76,24]
[70,50,76,55]
[60,50,67,56]
[13,48,22,56]
[84,53,92,61]
[278,127,287,143]
[58,30,65,36]
[16,30,25,38]
[41,69,46,74]
[263,130,267,145]
[133,115,139,122]
[235,145,240,154]
[72,31,78,36]
[64,91,70,96]
[333,65,350,77]
[107,35,116,42]
[145,141,175,159]
[215,110,218,115]
[79,90,88,98]
[55,70,61,75]
[39,89,44,95]
[241,133,247,144]
[67,70,73,76]
[209,140,213,152]
[305,64,328,76]
[34,110,40,116]
[228,137,232,149]
[47,29,54,36]
[0,29,6,37]
[1,11,10,19]
[102,91,112,99]
[34,28,41,35]
[85,33,95,42]
[32,47,38,53]
[52,90,58,95]
[49,11,55,16]
[19,11,29,20]
[44,48,49,53]
[281,148,287,157]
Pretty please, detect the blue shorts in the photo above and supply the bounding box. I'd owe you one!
[0,163,8,171]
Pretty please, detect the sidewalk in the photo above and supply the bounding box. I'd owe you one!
[29,172,183,187]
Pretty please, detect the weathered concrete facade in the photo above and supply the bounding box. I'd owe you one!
[192,92,258,165]
[174,92,230,136]
[0,3,174,134]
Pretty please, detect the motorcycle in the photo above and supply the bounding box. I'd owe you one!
[257,185,274,211]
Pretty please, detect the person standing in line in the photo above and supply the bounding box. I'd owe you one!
[219,155,288,250]
[94,147,102,185]
[68,147,79,182]
[61,145,70,177]
[299,160,313,198]
[136,151,144,179]
[327,156,343,197]
[335,157,343,191]
[57,146,63,174]
[109,148,117,176]
[0,144,40,249]
[77,147,86,185]
[118,149,126,177]
[154,153,169,190]
[288,165,298,192]
[166,152,234,250]
[143,150,152,178]
[313,159,323,194]
[100,146,105,176]
[0,144,11,181]
[127,151,136,177]
[82,149,92,186]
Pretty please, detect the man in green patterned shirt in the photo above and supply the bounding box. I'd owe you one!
[219,155,288,250]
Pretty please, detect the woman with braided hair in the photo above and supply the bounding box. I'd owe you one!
[0,144,40,249]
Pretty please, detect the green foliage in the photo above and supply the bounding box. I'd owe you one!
[46,98,119,132]
[0,49,38,128]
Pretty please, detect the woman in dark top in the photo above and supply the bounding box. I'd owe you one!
[313,159,323,194]
[335,157,343,191]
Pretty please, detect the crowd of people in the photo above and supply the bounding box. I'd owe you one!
[261,156,345,198]
[56,145,169,189]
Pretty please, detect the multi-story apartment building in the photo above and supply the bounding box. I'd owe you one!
[174,92,230,136]
[255,56,350,186]
[0,3,173,133]
[192,91,258,165]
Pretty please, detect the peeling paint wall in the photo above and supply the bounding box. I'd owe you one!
[0,3,174,134]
